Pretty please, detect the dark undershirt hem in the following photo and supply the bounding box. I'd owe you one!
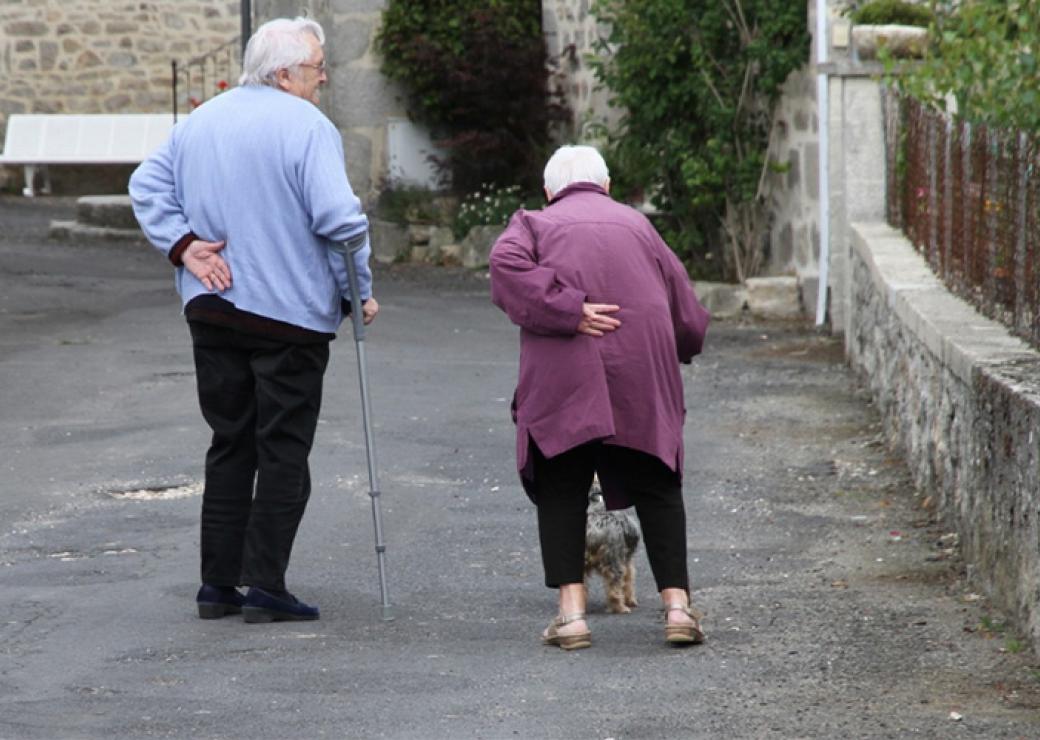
[185,294,335,344]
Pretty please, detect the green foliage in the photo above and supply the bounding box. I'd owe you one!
[980,614,1007,634]
[849,0,934,27]
[590,0,810,281]
[1005,637,1025,654]
[452,183,541,239]
[375,187,443,226]
[892,1,1040,131]
[376,1,570,194]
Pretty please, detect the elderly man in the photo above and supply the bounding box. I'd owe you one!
[130,17,377,623]
[489,145,710,649]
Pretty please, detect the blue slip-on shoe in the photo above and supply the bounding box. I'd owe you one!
[242,587,320,623]
[196,584,245,619]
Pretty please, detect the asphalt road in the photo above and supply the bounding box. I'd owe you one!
[1,196,1039,739]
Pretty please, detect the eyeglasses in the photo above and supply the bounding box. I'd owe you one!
[298,60,327,73]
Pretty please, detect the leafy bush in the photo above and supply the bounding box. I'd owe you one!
[376,1,570,194]
[590,0,810,282]
[849,0,934,27]
[892,1,1040,131]
[452,183,541,239]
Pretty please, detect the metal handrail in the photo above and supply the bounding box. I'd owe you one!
[172,38,241,122]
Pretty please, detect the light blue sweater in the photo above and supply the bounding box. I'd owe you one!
[129,85,372,334]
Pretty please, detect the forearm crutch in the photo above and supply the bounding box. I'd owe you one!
[342,238,393,622]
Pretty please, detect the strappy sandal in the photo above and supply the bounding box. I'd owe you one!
[664,603,705,645]
[542,612,591,650]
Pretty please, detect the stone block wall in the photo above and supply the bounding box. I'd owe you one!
[0,2,239,135]
[847,221,1040,649]
[765,1,869,308]
[0,0,239,190]
[765,65,820,280]
[542,0,619,137]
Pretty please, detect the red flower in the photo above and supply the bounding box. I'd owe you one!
[217,80,228,91]
[188,96,202,109]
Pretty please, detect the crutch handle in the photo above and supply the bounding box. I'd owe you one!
[340,238,367,340]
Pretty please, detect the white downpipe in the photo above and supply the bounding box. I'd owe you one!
[815,0,831,327]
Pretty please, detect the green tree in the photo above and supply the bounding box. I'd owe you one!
[591,0,809,281]
[894,1,1040,131]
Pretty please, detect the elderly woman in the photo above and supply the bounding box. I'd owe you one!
[489,145,710,649]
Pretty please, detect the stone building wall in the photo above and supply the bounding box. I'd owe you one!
[0,0,239,190]
[541,0,618,137]
[765,65,820,281]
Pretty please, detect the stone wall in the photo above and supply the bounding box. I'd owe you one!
[765,0,874,314]
[0,0,239,188]
[847,221,1040,649]
[765,65,820,282]
[541,0,618,136]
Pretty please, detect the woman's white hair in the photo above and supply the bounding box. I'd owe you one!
[543,145,610,195]
[239,17,325,87]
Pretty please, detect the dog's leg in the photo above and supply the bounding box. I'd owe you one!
[623,561,638,607]
[603,564,631,614]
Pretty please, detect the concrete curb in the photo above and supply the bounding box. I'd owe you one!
[851,222,1036,381]
[49,219,146,243]
[49,194,146,243]
[76,194,139,230]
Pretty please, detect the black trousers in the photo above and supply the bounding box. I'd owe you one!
[189,322,329,592]
[534,441,690,592]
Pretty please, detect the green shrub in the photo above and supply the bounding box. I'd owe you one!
[376,1,570,194]
[850,0,934,27]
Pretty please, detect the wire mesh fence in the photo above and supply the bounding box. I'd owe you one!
[884,90,1040,348]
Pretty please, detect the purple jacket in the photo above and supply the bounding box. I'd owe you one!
[489,182,710,507]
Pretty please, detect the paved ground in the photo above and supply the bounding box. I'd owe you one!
[1,195,1039,739]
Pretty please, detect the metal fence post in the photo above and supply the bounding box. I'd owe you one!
[1015,132,1030,337]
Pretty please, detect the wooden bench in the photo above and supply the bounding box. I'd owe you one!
[0,113,176,196]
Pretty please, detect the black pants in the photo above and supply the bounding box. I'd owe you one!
[533,441,690,592]
[190,322,329,592]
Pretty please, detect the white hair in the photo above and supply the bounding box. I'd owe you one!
[543,145,610,195]
[238,17,325,87]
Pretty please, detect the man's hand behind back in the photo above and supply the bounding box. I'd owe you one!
[183,239,231,292]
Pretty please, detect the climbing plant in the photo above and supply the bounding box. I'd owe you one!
[590,0,810,281]
[376,0,570,194]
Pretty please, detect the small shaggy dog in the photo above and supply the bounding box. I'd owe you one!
[584,481,640,613]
